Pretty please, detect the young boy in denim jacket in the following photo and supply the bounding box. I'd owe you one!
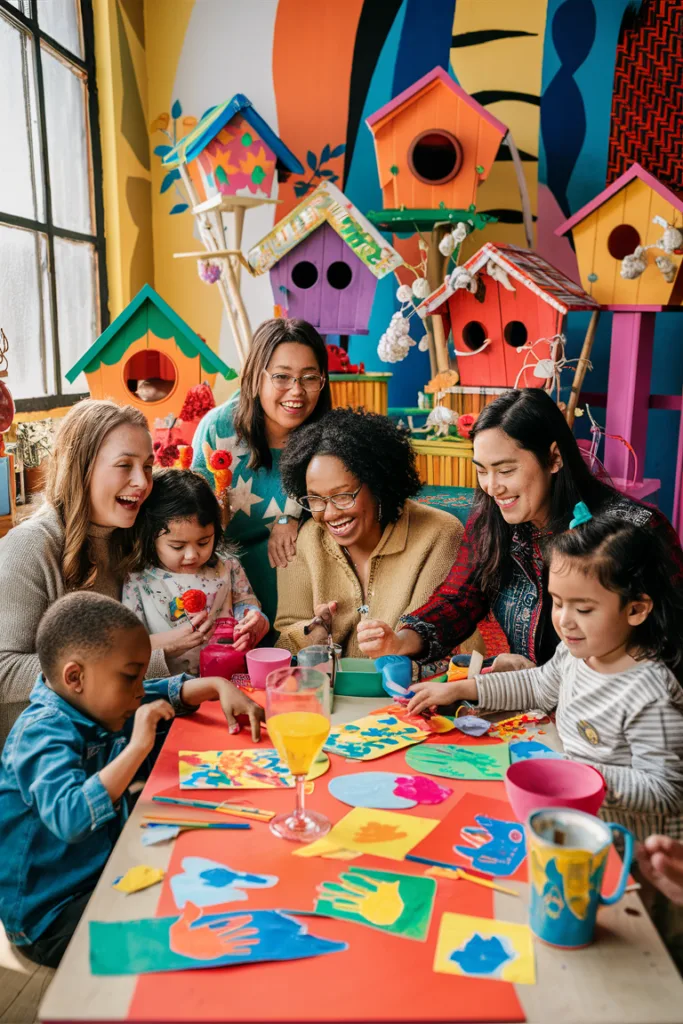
[0,591,264,968]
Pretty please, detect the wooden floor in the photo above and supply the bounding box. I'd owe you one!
[0,922,53,1024]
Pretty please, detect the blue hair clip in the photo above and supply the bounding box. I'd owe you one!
[570,501,592,529]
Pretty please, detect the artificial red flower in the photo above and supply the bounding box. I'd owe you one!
[209,449,232,471]
[155,443,179,467]
[457,413,477,439]
[179,383,216,422]
[182,589,207,614]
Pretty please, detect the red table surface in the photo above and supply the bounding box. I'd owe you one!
[126,701,622,1024]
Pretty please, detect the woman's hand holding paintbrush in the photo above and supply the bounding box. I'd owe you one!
[303,602,337,642]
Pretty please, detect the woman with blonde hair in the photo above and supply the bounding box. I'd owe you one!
[0,400,165,742]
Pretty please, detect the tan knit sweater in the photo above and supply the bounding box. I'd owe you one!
[275,499,481,658]
[0,505,168,747]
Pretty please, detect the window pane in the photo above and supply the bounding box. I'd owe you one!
[0,224,52,400]
[54,237,99,395]
[42,48,93,233]
[37,0,83,58]
[0,16,44,220]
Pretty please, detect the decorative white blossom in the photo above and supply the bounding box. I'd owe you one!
[426,405,457,436]
[620,246,647,280]
[438,234,455,257]
[655,254,677,283]
[448,267,477,293]
[412,277,430,299]
[377,312,416,363]
[418,335,430,352]
[396,283,413,303]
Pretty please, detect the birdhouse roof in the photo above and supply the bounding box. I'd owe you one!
[65,285,236,383]
[366,66,508,140]
[246,182,404,279]
[555,163,683,237]
[417,243,599,318]
[161,94,304,173]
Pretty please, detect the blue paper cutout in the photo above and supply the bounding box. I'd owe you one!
[452,715,491,737]
[509,740,563,763]
[454,815,526,878]
[329,772,417,809]
[449,933,516,978]
[141,824,180,846]
[170,857,278,909]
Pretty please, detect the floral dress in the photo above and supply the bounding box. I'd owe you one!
[122,555,263,676]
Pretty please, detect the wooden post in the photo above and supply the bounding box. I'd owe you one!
[426,226,451,375]
[604,310,655,485]
[566,310,599,428]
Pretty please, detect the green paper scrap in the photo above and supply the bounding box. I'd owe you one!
[405,742,509,781]
[315,867,436,941]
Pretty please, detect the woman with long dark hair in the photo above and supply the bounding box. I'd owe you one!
[358,388,683,669]
[192,318,331,627]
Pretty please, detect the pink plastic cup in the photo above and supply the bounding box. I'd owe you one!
[505,759,606,820]
[246,648,292,690]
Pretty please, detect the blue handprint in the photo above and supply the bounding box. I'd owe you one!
[454,815,526,878]
[450,933,516,977]
[170,857,278,909]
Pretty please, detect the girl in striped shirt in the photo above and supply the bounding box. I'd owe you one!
[408,512,683,841]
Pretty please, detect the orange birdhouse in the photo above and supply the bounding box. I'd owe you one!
[365,67,507,213]
[65,285,236,432]
[555,163,683,309]
[417,243,599,389]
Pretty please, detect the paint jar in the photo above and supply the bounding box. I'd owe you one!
[199,617,246,680]
[526,807,633,949]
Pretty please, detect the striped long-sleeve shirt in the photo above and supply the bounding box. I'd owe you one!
[476,643,683,840]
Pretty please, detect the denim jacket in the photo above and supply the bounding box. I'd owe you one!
[0,673,192,945]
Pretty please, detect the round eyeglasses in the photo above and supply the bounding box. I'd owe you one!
[296,485,362,513]
[263,371,326,393]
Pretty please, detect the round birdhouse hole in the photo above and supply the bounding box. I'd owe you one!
[504,321,528,347]
[607,225,641,260]
[124,350,178,405]
[291,260,319,289]
[327,261,353,290]
[408,130,463,185]
[461,321,488,350]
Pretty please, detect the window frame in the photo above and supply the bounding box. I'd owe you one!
[0,0,109,411]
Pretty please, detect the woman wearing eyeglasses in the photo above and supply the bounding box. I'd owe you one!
[274,408,482,660]
[192,319,331,629]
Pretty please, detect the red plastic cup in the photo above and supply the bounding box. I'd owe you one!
[505,758,606,820]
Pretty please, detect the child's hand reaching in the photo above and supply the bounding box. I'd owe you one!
[233,610,269,652]
[129,699,175,756]
[407,678,478,716]
[152,612,215,658]
[636,835,683,906]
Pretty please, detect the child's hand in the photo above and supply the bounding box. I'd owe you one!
[129,699,175,755]
[407,678,478,715]
[233,610,269,652]
[636,836,683,906]
[212,679,265,741]
[490,653,535,673]
[153,612,215,658]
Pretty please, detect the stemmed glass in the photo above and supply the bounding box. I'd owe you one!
[265,666,331,842]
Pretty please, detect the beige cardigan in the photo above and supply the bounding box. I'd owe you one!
[275,499,481,658]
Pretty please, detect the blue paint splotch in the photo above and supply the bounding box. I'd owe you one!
[449,933,517,978]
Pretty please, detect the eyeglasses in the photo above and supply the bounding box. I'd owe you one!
[297,485,362,513]
[263,371,326,393]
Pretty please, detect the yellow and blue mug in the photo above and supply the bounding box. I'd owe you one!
[527,807,634,949]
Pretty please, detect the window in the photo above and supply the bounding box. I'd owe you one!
[326,261,353,290]
[461,321,487,350]
[504,320,528,347]
[408,130,463,185]
[0,0,107,408]
[291,260,318,290]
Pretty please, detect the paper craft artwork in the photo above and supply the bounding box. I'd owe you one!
[170,858,278,909]
[452,715,491,737]
[488,712,550,740]
[315,867,436,940]
[179,749,330,789]
[409,794,527,881]
[405,742,510,781]
[90,904,347,975]
[509,740,562,763]
[112,866,165,894]
[293,839,363,861]
[328,772,451,810]
[324,713,428,761]
[319,807,439,861]
[141,824,181,846]
[367,703,456,735]
[433,912,535,984]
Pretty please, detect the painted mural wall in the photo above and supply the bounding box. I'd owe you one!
[98,0,683,512]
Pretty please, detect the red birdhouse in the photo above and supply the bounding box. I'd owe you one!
[417,243,599,388]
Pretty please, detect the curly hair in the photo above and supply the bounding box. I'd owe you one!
[544,515,683,682]
[280,408,421,526]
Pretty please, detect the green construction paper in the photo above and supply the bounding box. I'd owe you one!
[314,866,436,941]
[405,742,509,781]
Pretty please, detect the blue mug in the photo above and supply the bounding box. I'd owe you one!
[527,807,633,949]
[375,655,415,700]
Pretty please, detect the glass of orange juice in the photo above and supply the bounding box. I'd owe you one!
[266,666,331,842]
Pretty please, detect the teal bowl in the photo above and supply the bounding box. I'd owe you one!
[334,658,384,697]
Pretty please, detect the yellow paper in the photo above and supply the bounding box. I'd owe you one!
[324,808,439,861]
[112,865,165,895]
[433,912,536,984]
[292,838,362,860]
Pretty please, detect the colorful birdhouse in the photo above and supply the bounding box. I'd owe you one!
[555,163,683,308]
[417,243,599,388]
[162,94,304,205]
[65,285,236,431]
[247,182,403,335]
[365,67,507,213]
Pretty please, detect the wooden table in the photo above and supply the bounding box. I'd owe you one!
[40,697,683,1024]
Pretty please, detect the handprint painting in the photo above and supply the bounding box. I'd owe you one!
[433,912,536,985]
[324,714,428,761]
[315,867,436,940]
[89,905,347,975]
[405,742,510,781]
[170,858,278,909]
[178,748,330,789]
[323,807,439,860]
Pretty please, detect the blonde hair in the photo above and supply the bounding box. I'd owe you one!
[44,399,151,591]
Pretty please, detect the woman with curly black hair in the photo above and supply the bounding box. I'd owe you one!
[274,409,481,659]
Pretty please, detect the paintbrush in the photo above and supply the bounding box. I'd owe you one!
[152,795,274,822]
